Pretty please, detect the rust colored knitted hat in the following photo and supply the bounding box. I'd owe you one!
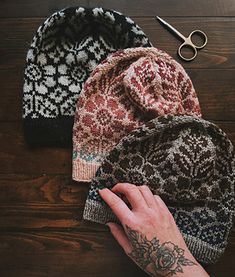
[83,115,235,264]
[73,47,201,182]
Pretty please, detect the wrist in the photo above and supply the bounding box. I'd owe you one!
[174,252,210,277]
[176,262,209,277]
[147,250,209,277]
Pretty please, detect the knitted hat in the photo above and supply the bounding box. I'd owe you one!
[83,115,235,264]
[73,47,201,182]
[22,7,152,146]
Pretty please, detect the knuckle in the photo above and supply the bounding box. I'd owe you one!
[115,182,123,187]
[155,194,161,200]
[128,185,139,194]
[129,183,137,189]
[139,185,147,191]
[142,184,149,190]
[113,183,122,190]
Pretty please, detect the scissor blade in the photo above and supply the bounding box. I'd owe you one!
[156,16,168,25]
[156,16,186,41]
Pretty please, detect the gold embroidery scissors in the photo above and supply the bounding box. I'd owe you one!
[156,16,208,62]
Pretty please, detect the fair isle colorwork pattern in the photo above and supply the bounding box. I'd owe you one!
[83,115,235,264]
[73,47,201,182]
[23,7,152,146]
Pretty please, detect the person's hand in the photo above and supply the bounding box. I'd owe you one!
[99,183,209,277]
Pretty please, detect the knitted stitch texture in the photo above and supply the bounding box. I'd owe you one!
[83,115,235,264]
[73,47,201,182]
[22,7,151,146]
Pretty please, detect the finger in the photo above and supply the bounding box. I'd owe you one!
[112,183,147,210]
[106,222,132,254]
[138,185,158,209]
[154,194,170,212]
[154,195,176,223]
[99,188,132,222]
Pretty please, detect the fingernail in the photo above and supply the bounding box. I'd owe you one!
[105,222,111,229]
[98,187,107,192]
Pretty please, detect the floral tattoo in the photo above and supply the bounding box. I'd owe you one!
[125,225,197,276]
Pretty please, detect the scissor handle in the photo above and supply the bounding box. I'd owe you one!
[178,43,197,62]
[188,29,208,49]
[178,30,208,61]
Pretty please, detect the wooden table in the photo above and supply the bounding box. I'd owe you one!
[0,1,234,276]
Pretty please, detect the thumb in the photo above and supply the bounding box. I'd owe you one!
[106,222,133,254]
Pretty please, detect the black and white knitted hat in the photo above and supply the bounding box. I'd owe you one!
[83,115,235,264]
[22,7,152,146]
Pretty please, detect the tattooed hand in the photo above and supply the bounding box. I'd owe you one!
[99,184,209,277]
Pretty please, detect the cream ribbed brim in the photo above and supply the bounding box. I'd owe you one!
[72,158,100,182]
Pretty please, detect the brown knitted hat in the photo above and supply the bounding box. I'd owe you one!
[83,115,235,264]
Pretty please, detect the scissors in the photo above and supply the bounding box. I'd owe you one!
[156,16,208,61]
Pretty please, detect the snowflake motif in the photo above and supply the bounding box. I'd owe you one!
[58,64,84,92]
[48,87,68,104]
[82,95,125,137]
[41,40,66,64]
[24,64,55,87]
[74,93,137,160]
[24,64,57,117]
[31,94,58,118]
[60,95,78,115]
[88,41,107,61]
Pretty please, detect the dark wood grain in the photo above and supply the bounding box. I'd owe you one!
[0,231,148,277]
[0,230,234,277]
[0,175,86,204]
[88,0,235,17]
[0,175,85,229]
[0,203,82,229]
[1,0,235,17]
[188,70,235,121]
[0,0,88,18]
[1,18,235,70]
[0,122,71,174]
